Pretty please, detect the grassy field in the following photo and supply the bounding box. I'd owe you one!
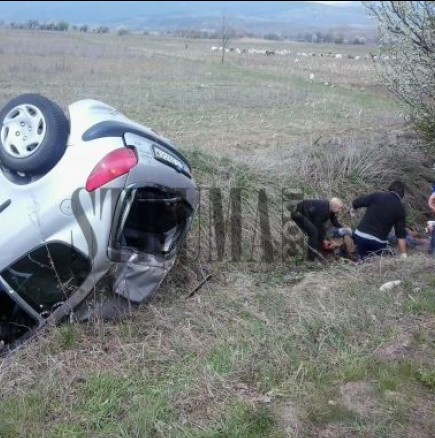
[0,29,435,437]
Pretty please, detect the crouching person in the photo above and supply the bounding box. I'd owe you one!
[352,180,407,260]
[291,197,349,262]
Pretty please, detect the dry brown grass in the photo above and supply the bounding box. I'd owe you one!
[0,28,435,437]
[1,253,435,436]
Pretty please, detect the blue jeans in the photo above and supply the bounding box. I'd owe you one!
[353,234,387,260]
[430,228,435,254]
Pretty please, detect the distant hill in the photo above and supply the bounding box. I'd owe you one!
[0,1,376,36]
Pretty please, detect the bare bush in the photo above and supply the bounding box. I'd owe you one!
[364,1,435,148]
[280,132,431,212]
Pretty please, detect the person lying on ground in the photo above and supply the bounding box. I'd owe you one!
[322,230,358,262]
[387,227,430,253]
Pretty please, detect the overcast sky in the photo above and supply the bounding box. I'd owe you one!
[307,1,356,5]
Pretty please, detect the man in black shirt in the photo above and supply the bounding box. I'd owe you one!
[291,197,348,262]
[352,180,407,260]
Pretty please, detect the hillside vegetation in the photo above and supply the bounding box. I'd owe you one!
[0,29,434,437]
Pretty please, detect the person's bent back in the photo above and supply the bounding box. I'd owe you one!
[292,197,344,262]
[352,180,407,260]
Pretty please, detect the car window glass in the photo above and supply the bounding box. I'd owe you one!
[1,243,91,316]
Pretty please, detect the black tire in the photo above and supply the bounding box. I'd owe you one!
[0,94,69,174]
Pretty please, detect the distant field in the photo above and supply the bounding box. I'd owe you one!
[0,29,400,161]
[0,28,425,266]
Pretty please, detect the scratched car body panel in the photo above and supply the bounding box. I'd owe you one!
[0,96,199,350]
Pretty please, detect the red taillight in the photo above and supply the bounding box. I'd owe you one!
[85,148,138,192]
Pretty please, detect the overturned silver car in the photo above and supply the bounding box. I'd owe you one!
[0,94,199,350]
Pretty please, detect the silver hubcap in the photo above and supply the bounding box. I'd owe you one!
[0,104,47,158]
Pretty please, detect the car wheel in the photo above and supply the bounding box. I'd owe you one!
[0,94,69,174]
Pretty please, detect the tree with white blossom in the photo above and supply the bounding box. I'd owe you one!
[364,1,435,146]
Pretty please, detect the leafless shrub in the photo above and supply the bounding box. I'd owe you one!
[279,133,430,210]
[364,1,435,149]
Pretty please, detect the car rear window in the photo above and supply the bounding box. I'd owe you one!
[121,188,193,255]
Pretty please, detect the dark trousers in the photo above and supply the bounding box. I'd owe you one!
[353,233,387,260]
[291,211,323,261]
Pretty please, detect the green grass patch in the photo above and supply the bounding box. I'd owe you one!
[337,353,375,383]
[78,373,137,431]
[415,369,435,389]
[184,402,285,438]
[376,362,416,393]
[403,287,435,314]
[74,372,174,436]
[49,425,86,438]
[306,402,358,425]
[0,394,51,437]
[44,323,80,354]
[208,343,252,375]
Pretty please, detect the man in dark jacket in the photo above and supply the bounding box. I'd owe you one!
[352,180,407,260]
[291,197,347,261]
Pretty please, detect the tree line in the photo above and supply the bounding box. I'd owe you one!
[5,20,110,33]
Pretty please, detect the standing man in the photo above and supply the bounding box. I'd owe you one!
[291,197,349,262]
[428,183,435,214]
[427,183,435,254]
[352,180,407,260]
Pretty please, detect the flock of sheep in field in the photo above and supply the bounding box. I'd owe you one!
[210,45,390,62]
